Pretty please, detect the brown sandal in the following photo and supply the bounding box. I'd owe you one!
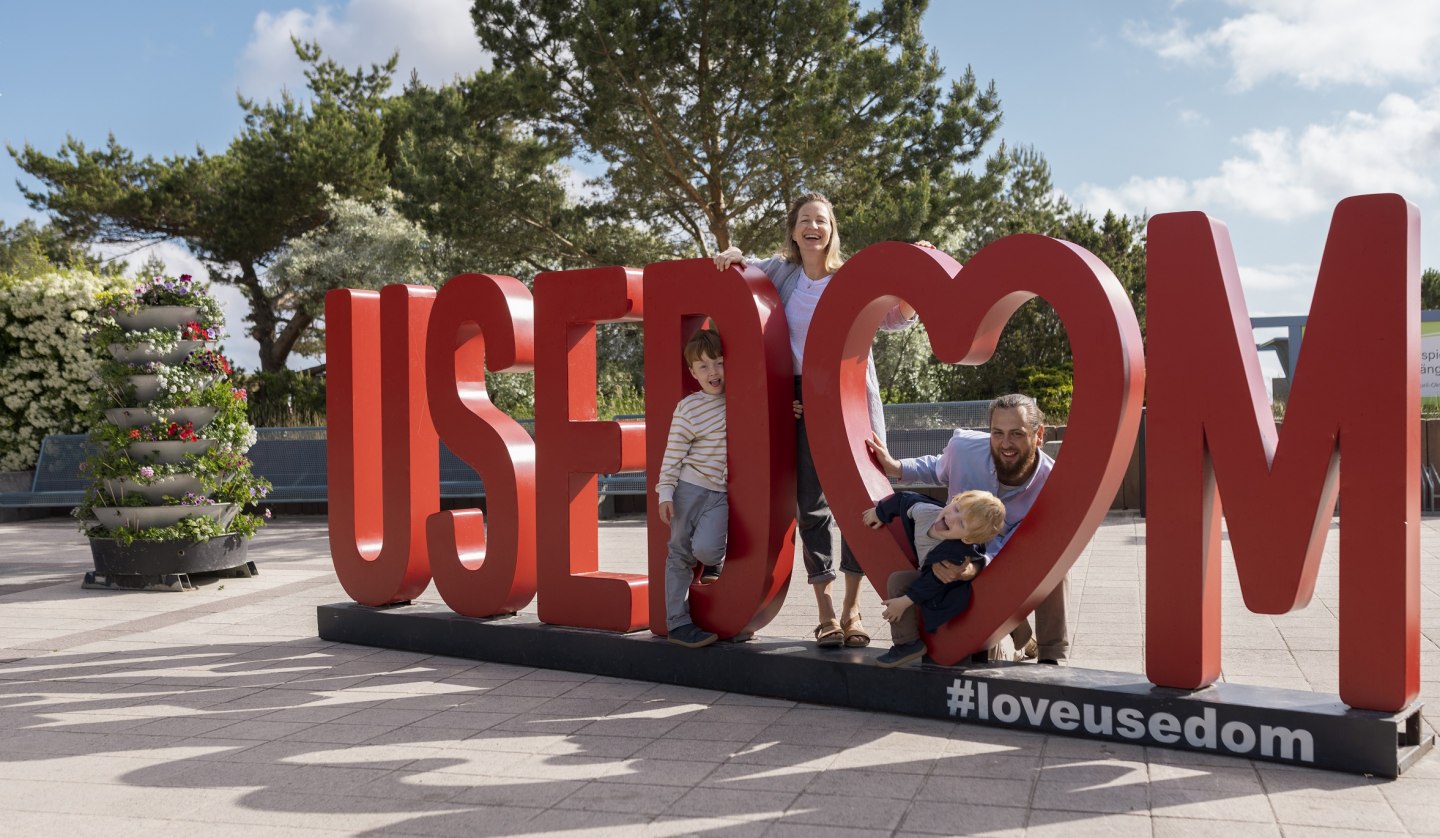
[842,616,871,648]
[814,619,844,648]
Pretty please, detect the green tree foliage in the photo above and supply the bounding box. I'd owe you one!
[384,67,679,411]
[0,219,114,278]
[388,70,677,277]
[1423,268,1440,310]
[471,0,1003,254]
[266,186,441,359]
[11,41,393,371]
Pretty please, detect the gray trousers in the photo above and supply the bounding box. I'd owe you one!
[664,480,728,630]
[795,378,862,584]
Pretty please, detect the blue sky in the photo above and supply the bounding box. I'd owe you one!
[2,0,1433,374]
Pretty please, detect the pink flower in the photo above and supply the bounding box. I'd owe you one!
[139,467,154,478]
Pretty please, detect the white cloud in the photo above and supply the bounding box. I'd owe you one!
[1177,108,1209,127]
[238,0,489,100]
[1075,90,1440,221]
[1235,262,1313,293]
[1127,0,1440,89]
[1074,176,1194,219]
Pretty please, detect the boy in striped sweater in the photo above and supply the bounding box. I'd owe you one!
[657,329,728,649]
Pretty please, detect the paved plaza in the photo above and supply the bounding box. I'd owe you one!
[0,510,1437,836]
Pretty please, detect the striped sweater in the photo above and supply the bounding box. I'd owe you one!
[655,390,727,502]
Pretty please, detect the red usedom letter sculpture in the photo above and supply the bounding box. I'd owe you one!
[424,273,539,618]
[532,267,649,631]
[803,239,1145,665]
[1146,194,1420,712]
[326,285,438,606]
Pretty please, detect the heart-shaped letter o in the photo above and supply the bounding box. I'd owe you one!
[803,237,1145,665]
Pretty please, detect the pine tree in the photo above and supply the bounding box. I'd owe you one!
[471,0,1004,254]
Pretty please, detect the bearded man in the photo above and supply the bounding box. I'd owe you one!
[866,393,1066,664]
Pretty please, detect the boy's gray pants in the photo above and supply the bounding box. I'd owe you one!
[665,480,728,630]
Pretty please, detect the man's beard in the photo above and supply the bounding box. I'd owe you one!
[993,448,1038,485]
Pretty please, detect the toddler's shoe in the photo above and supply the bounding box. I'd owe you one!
[875,640,927,668]
[699,564,721,585]
[668,622,718,649]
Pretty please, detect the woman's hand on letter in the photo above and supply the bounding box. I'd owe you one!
[714,247,744,271]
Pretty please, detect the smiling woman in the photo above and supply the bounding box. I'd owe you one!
[713,192,919,649]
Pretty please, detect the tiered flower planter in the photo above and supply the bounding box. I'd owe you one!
[78,275,270,592]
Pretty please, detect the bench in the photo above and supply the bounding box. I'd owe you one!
[0,434,99,509]
[254,423,542,503]
[247,427,328,503]
[0,430,343,509]
[0,402,998,510]
[595,401,994,497]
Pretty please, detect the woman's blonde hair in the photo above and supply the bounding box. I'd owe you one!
[782,191,845,274]
[951,490,1007,543]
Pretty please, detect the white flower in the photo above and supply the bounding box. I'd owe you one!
[0,269,131,470]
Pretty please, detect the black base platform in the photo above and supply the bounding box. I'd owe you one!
[317,602,1432,777]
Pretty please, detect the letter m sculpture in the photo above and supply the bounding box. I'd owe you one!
[1146,194,1420,713]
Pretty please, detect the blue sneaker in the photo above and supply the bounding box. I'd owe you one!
[875,640,927,668]
[668,622,718,649]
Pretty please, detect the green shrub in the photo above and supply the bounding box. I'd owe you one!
[1015,363,1073,424]
[236,369,327,427]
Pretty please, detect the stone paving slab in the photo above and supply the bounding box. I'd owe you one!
[0,511,1435,835]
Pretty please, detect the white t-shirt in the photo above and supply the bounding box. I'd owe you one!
[783,272,831,372]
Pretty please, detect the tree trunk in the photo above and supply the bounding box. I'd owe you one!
[235,261,285,373]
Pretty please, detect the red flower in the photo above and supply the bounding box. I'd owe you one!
[128,429,140,439]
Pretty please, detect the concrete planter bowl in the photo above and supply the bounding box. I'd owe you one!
[91,503,233,531]
[112,306,201,331]
[86,533,253,591]
[122,375,218,404]
[101,474,205,503]
[104,406,219,431]
[109,340,209,366]
[126,439,217,465]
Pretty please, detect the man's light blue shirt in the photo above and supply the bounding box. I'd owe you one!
[898,428,1054,557]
